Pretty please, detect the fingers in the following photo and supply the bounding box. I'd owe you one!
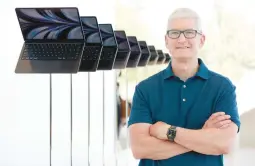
[212,115,231,124]
[215,119,232,128]
[205,112,232,129]
[208,112,226,121]
[219,122,231,129]
[219,124,229,129]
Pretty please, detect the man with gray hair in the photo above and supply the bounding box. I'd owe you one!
[128,8,240,166]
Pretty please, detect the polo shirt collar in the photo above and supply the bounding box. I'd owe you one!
[163,58,210,80]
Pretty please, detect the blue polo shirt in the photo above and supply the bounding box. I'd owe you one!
[128,58,241,166]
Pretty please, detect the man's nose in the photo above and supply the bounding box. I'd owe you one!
[177,33,186,42]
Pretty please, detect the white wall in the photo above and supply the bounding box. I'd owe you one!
[0,0,117,166]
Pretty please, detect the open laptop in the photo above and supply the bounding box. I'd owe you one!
[156,50,166,64]
[164,53,171,64]
[147,45,159,65]
[97,24,118,70]
[79,16,103,72]
[137,41,151,67]
[126,36,142,68]
[113,30,131,69]
[15,7,85,73]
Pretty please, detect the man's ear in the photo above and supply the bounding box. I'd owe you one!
[199,34,206,48]
[165,35,168,48]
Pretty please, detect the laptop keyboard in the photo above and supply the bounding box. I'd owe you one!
[82,46,101,60]
[101,48,116,60]
[22,43,83,60]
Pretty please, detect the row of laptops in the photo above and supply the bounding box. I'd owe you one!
[14,7,171,74]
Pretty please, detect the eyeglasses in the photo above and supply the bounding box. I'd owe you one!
[166,29,202,39]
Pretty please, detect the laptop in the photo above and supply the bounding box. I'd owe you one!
[137,41,151,67]
[147,45,159,65]
[97,24,118,70]
[15,7,85,73]
[113,30,131,69]
[126,36,142,68]
[156,50,166,64]
[164,53,171,64]
[79,16,103,72]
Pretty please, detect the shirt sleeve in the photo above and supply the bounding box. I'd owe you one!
[215,83,241,132]
[128,84,153,127]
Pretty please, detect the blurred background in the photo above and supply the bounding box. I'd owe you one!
[115,0,255,165]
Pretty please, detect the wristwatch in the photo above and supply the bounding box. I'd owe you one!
[166,125,177,142]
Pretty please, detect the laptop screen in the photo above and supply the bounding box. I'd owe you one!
[80,16,102,45]
[164,53,171,63]
[127,36,140,52]
[157,50,164,56]
[138,41,149,53]
[157,49,165,61]
[99,24,117,47]
[114,31,129,51]
[15,8,84,41]
[148,46,157,54]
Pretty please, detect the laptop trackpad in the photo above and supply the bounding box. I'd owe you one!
[16,60,75,73]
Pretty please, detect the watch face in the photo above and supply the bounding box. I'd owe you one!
[167,126,176,141]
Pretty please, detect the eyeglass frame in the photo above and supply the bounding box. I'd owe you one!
[166,29,202,39]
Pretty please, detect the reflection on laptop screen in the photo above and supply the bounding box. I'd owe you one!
[114,31,129,50]
[80,17,101,44]
[139,41,149,53]
[99,24,117,46]
[16,8,84,40]
[157,50,164,56]
[148,46,157,53]
[165,53,171,62]
[127,36,140,52]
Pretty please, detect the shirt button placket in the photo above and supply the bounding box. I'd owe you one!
[182,84,186,102]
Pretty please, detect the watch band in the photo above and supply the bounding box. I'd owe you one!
[166,125,177,142]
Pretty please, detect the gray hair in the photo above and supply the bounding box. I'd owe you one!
[167,8,202,32]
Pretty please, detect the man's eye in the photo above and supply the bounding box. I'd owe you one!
[171,32,179,35]
[185,31,195,34]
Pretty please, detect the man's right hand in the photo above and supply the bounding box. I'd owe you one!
[203,112,231,129]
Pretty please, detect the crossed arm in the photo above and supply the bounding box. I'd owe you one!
[129,123,191,160]
[174,122,238,155]
[129,84,240,160]
[129,120,238,160]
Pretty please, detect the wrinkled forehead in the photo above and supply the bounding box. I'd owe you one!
[167,18,200,31]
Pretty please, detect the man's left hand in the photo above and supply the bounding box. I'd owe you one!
[149,121,171,140]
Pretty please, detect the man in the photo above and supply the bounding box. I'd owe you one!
[128,8,240,166]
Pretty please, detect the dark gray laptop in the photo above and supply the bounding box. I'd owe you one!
[156,49,166,64]
[164,53,171,64]
[147,45,159,65]
[15,7,85,73]
[126,36,142,68]
[113,30,131,69]
[137,41,151,67]
[79,16,103,72]
[97,24,118,70]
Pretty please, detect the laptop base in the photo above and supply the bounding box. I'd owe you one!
[15,59,81,74]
